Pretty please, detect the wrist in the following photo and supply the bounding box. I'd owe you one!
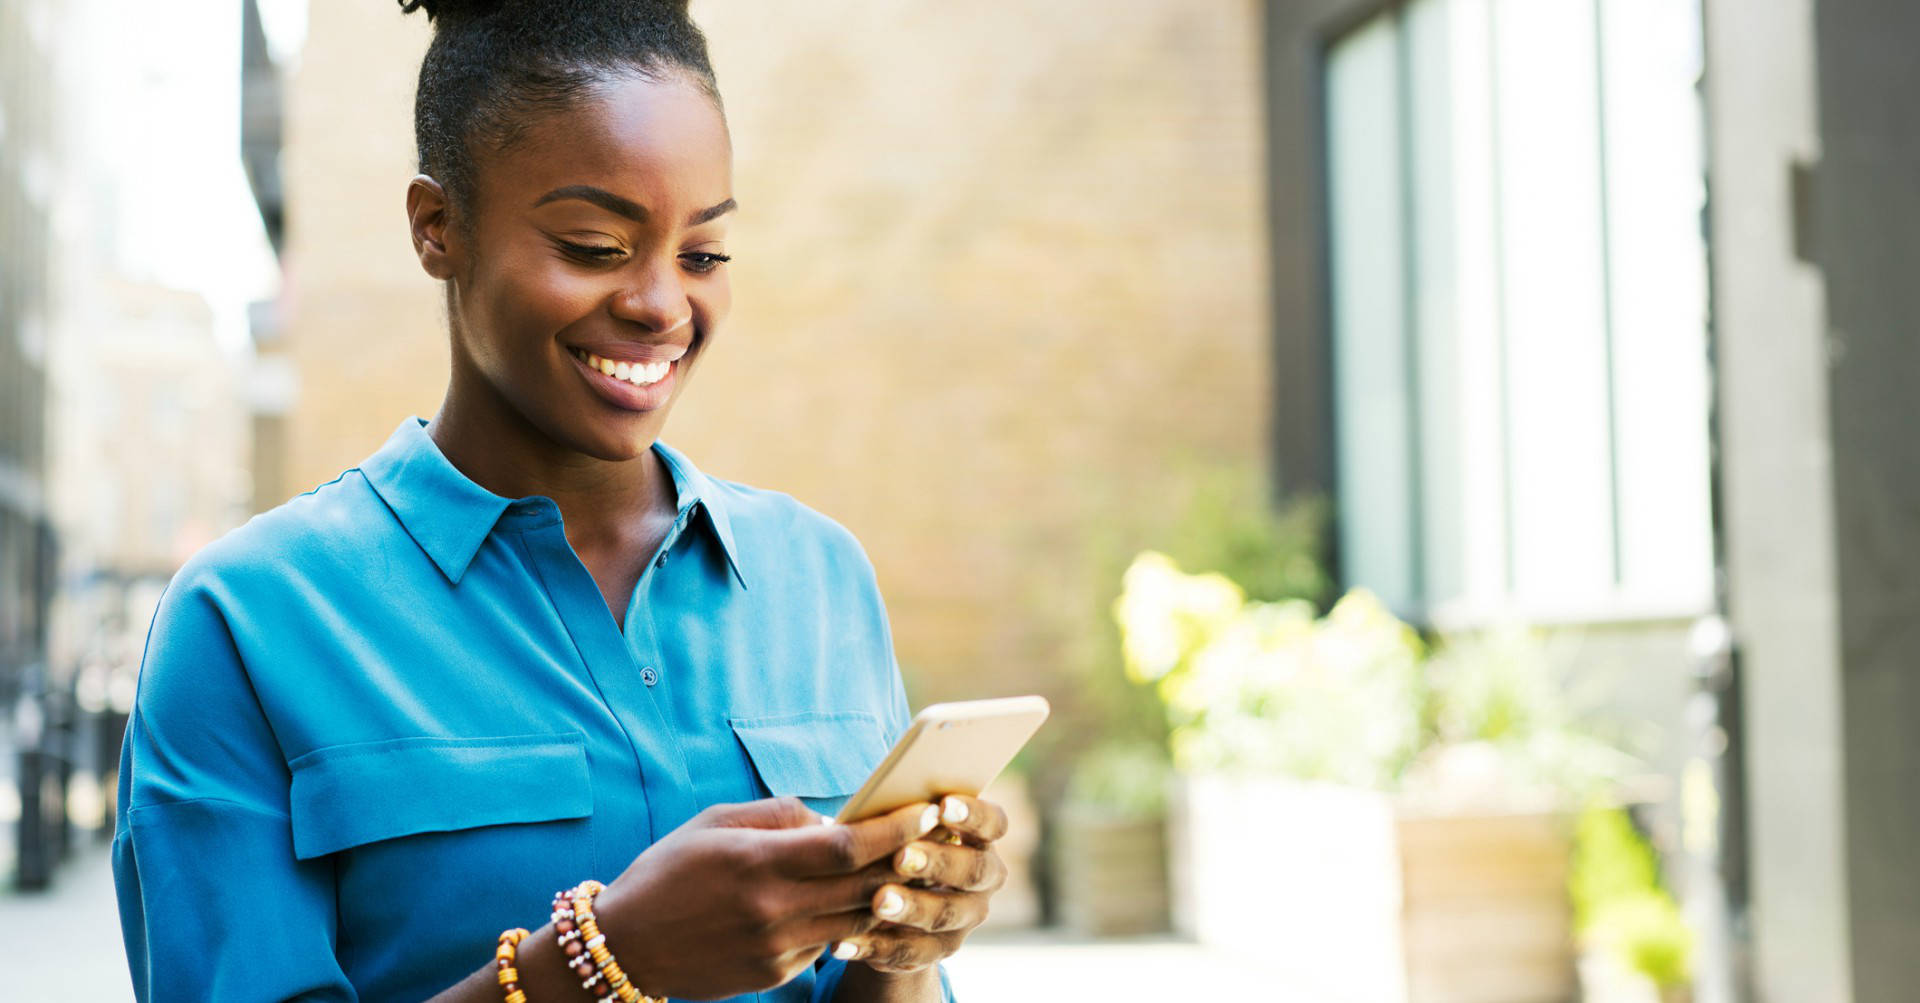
[505,920,593,1001]
[835,960,943,1003]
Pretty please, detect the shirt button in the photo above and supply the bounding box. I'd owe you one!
[655,552,668,569]
[640,666,660,687]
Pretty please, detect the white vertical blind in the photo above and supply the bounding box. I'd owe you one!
[1406,0,1463,608]
[1599,0,1714,607]
[1441,0,1512,615]
[1490,0,1617,604]
[1326,16,1417,611]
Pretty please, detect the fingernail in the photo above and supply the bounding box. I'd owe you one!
[876,888,905,919]
[832,940,861,961]
[898,844,928,876]
[918,803,940,834]
[942,796,969,825]
[816,811,836,826]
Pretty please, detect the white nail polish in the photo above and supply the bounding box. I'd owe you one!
[942,796,969,825]
[833,941,860,961]
[877,889,905,918]
[918,804,940,834]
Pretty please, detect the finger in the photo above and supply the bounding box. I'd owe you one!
[935,794,1009,844]
[697,796,828,831]
[893,840,1006,892]
[768,905,886,958]
[870,882,990,934]
[789,859,899,916]
[773,801,941,877]
[829,928,961,973]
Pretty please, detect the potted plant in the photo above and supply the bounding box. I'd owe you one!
[1114,551,1655,1003]
[1050,739,1173,936]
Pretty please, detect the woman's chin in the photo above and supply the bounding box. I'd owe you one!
[566,413,667,464]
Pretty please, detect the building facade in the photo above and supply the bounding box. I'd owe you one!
[0,0,60,889]
[1269,1,1920,1000]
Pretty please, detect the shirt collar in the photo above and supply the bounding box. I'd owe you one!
[359,418,748,590]
[651,439,750,590]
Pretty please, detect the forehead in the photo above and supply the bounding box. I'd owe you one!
[478,72,733,211]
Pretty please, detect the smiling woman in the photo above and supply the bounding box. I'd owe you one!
[107,2,1005,1002]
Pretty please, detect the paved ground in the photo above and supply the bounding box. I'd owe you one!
[2,839,136,1001]
[4,842,1272,1002]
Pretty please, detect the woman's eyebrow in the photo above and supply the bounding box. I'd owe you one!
[690,197,737,226]
[533,184,648,221]
[532,185,737,227]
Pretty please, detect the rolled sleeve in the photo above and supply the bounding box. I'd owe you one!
[111,570,354,1002]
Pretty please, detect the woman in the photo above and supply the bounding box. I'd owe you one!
[109,2,1008,1000]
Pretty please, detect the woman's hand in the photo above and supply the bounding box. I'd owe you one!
[833,793,1010,974]
[590,797,941,1001]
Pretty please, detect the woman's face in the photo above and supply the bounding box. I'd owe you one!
[420,72,735,462]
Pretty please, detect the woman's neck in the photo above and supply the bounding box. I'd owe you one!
[426,373,676,551]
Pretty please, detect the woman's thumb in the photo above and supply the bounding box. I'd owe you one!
[696,796,831,831]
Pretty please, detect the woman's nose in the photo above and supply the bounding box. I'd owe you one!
[609,257,693,334]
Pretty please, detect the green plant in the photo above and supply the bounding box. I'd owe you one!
[1160,468,1329,606]
[1570,806,1694,989]
[1114,552,1424,786]
[1113,552,1638,801]
[1417,628,1639,800]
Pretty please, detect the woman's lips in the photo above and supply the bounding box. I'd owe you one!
[569,345,678,412]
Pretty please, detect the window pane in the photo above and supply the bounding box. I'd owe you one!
[1326,13,1416,610]
[1600,0,1714,610]
[1491,0,1616,604]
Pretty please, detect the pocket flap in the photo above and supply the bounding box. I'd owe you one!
[729,712,888,800]
[288,732,591,860]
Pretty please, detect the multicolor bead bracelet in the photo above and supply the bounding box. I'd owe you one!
[553,879,664,1003]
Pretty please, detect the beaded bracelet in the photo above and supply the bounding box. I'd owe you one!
[553,880,664,1003]
[494,928,531,1003]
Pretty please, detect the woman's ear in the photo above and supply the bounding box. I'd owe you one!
[406,174,459,280]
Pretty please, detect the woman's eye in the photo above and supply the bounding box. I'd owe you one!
[558,241,625,263]
[680,251,732,274]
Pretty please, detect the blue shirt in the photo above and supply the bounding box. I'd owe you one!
[112,417,948,1002]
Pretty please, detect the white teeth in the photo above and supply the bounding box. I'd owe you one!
[576,349,672,387]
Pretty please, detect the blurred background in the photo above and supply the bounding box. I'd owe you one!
[1,0,1915,1001]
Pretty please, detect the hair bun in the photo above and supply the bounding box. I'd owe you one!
[397,0,507,24]
[399,0,693,23]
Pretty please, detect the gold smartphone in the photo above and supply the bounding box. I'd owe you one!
[834,696,1051,823]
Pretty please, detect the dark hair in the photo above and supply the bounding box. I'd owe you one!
[398,0,720,217]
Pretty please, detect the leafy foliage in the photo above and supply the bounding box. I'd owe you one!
[1570,806,1694,988]
[1115,553,1425,787]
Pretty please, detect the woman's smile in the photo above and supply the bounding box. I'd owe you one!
[567,343,685,412]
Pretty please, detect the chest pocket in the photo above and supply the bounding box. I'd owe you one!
[287,732,596,1000]
[288,731,593,859]
[729,711,889,820]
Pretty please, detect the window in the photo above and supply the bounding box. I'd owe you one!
[1323,0,1713,624]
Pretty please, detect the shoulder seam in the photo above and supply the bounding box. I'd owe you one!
[125,796,291,823]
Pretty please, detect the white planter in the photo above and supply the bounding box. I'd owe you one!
[1171,774,1577,1003]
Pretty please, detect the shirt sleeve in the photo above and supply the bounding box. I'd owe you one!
[112,570,356,1002]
